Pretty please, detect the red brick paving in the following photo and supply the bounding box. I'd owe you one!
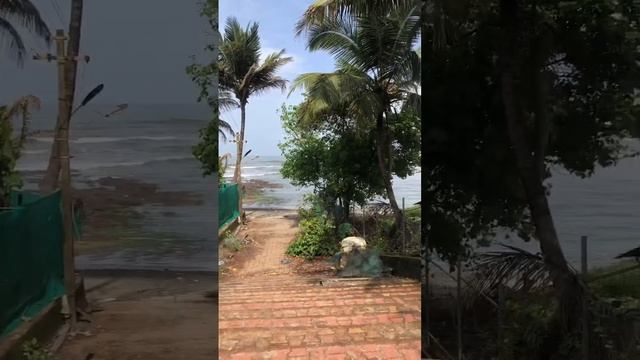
[220,212,421,359]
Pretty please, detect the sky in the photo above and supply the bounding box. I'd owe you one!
[218,0,335,156]
[0,0,211,105]
[0,0,335,156]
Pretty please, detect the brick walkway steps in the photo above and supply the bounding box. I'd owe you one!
[221,212,422,359]
[220,275,421,359]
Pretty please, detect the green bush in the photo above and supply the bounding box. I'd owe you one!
[287,214,338,259]
[222,234,242,252]
[337,223,354,239]
[21,339,51,360]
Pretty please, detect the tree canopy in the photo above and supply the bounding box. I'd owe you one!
[425,0,640,262]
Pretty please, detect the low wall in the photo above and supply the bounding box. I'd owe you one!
[380,255,421,280]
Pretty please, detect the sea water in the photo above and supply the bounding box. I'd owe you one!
[15,103,640,269]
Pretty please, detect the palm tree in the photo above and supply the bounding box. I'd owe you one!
[0,95,41,206]
[219,17,293,185]
[0,0,50,65]
[217,88,237,142]
[292,1,421,242]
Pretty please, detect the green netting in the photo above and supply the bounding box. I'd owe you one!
[9,191,41,207]
[218,183,240,230]
[0,191,65,338]
[10,190,85,237]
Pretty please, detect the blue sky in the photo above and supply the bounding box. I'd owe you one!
[219,0,335,156]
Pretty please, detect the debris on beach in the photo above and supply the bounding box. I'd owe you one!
[336,236,386,278]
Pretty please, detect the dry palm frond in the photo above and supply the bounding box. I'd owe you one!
[473,243,552,296]
[219,153,232,176]
[1,95,40,149]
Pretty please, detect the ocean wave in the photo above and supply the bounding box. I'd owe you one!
[22,149,49,155]
[227,165,281,169]
[17,155,193,172]
[32,136,183,144]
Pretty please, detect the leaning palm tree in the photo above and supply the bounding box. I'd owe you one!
[0,0,50,65]
[219,17,293,184]
[292,2,421,242]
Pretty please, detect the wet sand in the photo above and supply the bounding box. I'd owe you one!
[55,269,217,360]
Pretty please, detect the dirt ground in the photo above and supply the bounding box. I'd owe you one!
[54,270,217,360]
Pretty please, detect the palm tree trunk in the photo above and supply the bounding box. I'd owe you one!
[499,0,581,341]
[375,111,403,245]
[233,102,246,217]
[39,0,84,195]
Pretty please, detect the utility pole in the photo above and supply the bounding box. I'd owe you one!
[40,0,84,194]
[33,29,80,328]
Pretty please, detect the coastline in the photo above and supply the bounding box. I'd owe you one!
[18,171,217,271]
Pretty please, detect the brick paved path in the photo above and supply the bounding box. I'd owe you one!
[219,212,421,359]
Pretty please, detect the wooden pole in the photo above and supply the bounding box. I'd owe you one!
[581,235,588,360]
[423,228,429,356]
[362,206,366,238]
[40,0,84,194]
[497,283,505,359]
[457,260,462,360]
[54,29,77,328]
[402,197,406,254]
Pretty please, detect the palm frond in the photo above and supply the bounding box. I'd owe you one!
[295,0,419,36]
[0,0,50,43]
[0,16,25,64]
[474,244,552,296]
[219,89,240,112]
[248,49,292,96]
[220,17,261,86]
[218,118,235,143]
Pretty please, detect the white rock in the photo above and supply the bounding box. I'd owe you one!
[341,236,367,253]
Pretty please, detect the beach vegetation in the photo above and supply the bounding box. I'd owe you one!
[293,1,421,246]
[279,103,388,222]
[0,0,50,66]
[222,234,242,252]
[187,0,222,177]
[286,194,339,259]
[0,96,40,207]
[587,260,640,299]
[21,338,52,360]
[424,0,640,356]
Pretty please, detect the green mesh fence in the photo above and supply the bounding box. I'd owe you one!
[0,191,65,338]
[218,183,240,230]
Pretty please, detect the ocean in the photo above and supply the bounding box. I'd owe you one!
[224,156,422,210]
[228,146,640,269]
[14,104,640,270]
[17,103,218,272]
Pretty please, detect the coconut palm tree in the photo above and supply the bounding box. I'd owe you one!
[219,17,293,185]
[292,2,421,242]
[0,0,51,65]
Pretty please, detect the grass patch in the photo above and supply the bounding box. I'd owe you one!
[587,260,640,298]
[222,234,242,252]
[405,205,421,219]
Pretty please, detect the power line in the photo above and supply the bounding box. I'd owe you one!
[49,0,65,27]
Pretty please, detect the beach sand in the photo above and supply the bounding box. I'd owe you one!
[55,269,217,360]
